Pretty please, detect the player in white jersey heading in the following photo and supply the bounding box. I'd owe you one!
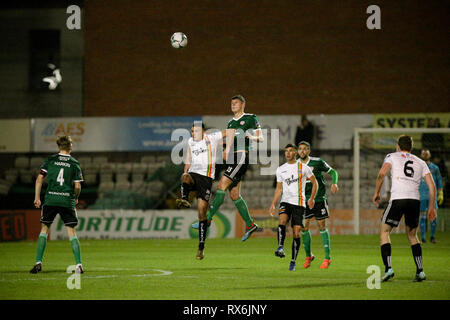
[269,144,318,271]
[373,135,436,282]
[176,122,234,260]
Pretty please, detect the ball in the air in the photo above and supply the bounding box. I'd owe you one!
[171,32,188,48]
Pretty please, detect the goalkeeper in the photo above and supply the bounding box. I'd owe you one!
[419,149,443,244]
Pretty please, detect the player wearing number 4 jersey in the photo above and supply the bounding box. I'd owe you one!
[373,135,436,282]
[30,136,84,274]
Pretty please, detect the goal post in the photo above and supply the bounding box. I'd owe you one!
[353,127,450,235]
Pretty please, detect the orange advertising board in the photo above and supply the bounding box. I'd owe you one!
[0,210,42,241]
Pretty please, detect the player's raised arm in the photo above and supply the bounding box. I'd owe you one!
[34,173,45,208]
[269,182,283,217]
[74,181,81,206]
[307,174,318,209]
[373,162,391,206]
[423,173,437,222]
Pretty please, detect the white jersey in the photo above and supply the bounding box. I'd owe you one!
[276,160,314,207]
[188,131,223,178]
[383,151,431,201]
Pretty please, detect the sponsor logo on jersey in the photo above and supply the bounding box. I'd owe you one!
[240,121,245,125]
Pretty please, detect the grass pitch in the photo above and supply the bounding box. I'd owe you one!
[0,232,449,300]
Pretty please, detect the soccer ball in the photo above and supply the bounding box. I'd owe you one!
[170,32,188,49]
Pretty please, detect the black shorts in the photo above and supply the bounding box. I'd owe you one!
[279,202,305,227]
[41,205,78,227]
[381,199,420,229]
[305,200,330,220]
[189,172,213,202]
[223,151,249,189]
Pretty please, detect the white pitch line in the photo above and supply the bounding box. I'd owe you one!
[0,269,173,282]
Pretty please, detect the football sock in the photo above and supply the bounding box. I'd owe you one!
[233,197,253,228]
[198,220,207,250]
[381,243,392,272]
[277,225,286,247]
[430,216,437,239]
[411,243,423,273]
[419,214,427,240]
[206,189,225,221]
[301,230,312,257]
[35,233,48,264]
[181,182,191,200]
[70,236,82,265]
[320,228,331,260]
[291,237,301,262]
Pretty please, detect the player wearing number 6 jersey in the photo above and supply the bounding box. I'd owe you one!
[373,135,436,282]
[30,136,84,274]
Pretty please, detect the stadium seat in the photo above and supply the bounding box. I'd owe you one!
[19,169,33,184]
[115,181,131,191]
[92,156,108,164]
[141,155,157,163]
[4,169,18,183]
[77,156,92,167]
[29,157,45,170]
[116,172,129,183]
[99,172,114,183]
[116,163,132,173]
[83,163,100,174]
[83,173,97,186]
[98,181,115,193]
[0,179,11,195]
[100,163,116,173]
[131,163,147,174]
[131,173,145,183]
[14,156,29,169]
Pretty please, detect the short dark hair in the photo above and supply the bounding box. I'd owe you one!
[285,143,297,150]
[397,135,413,152]
[231,94,246,104]
[298,141,311,149]
[56,136,72,151]
[192,121,205,130]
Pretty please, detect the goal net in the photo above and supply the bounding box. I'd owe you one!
[353,128,450,235]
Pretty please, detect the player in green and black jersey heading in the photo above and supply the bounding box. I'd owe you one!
[192,95,264,241]
[30,136,84,274]
[298,141,339,269]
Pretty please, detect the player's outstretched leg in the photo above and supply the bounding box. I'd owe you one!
[196,220,207,260]
[275,225,286,258]
[68,228,83,274]
[430,216,437,243]
[411,243,426,282]
[290,237,301,271]
[30,231,48,274]
[177,173,193,209]
[302,222,315,268]
[192,189,224,229]
[381,243,394,281]
[30,229,48,274]
[319,227,331,269]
